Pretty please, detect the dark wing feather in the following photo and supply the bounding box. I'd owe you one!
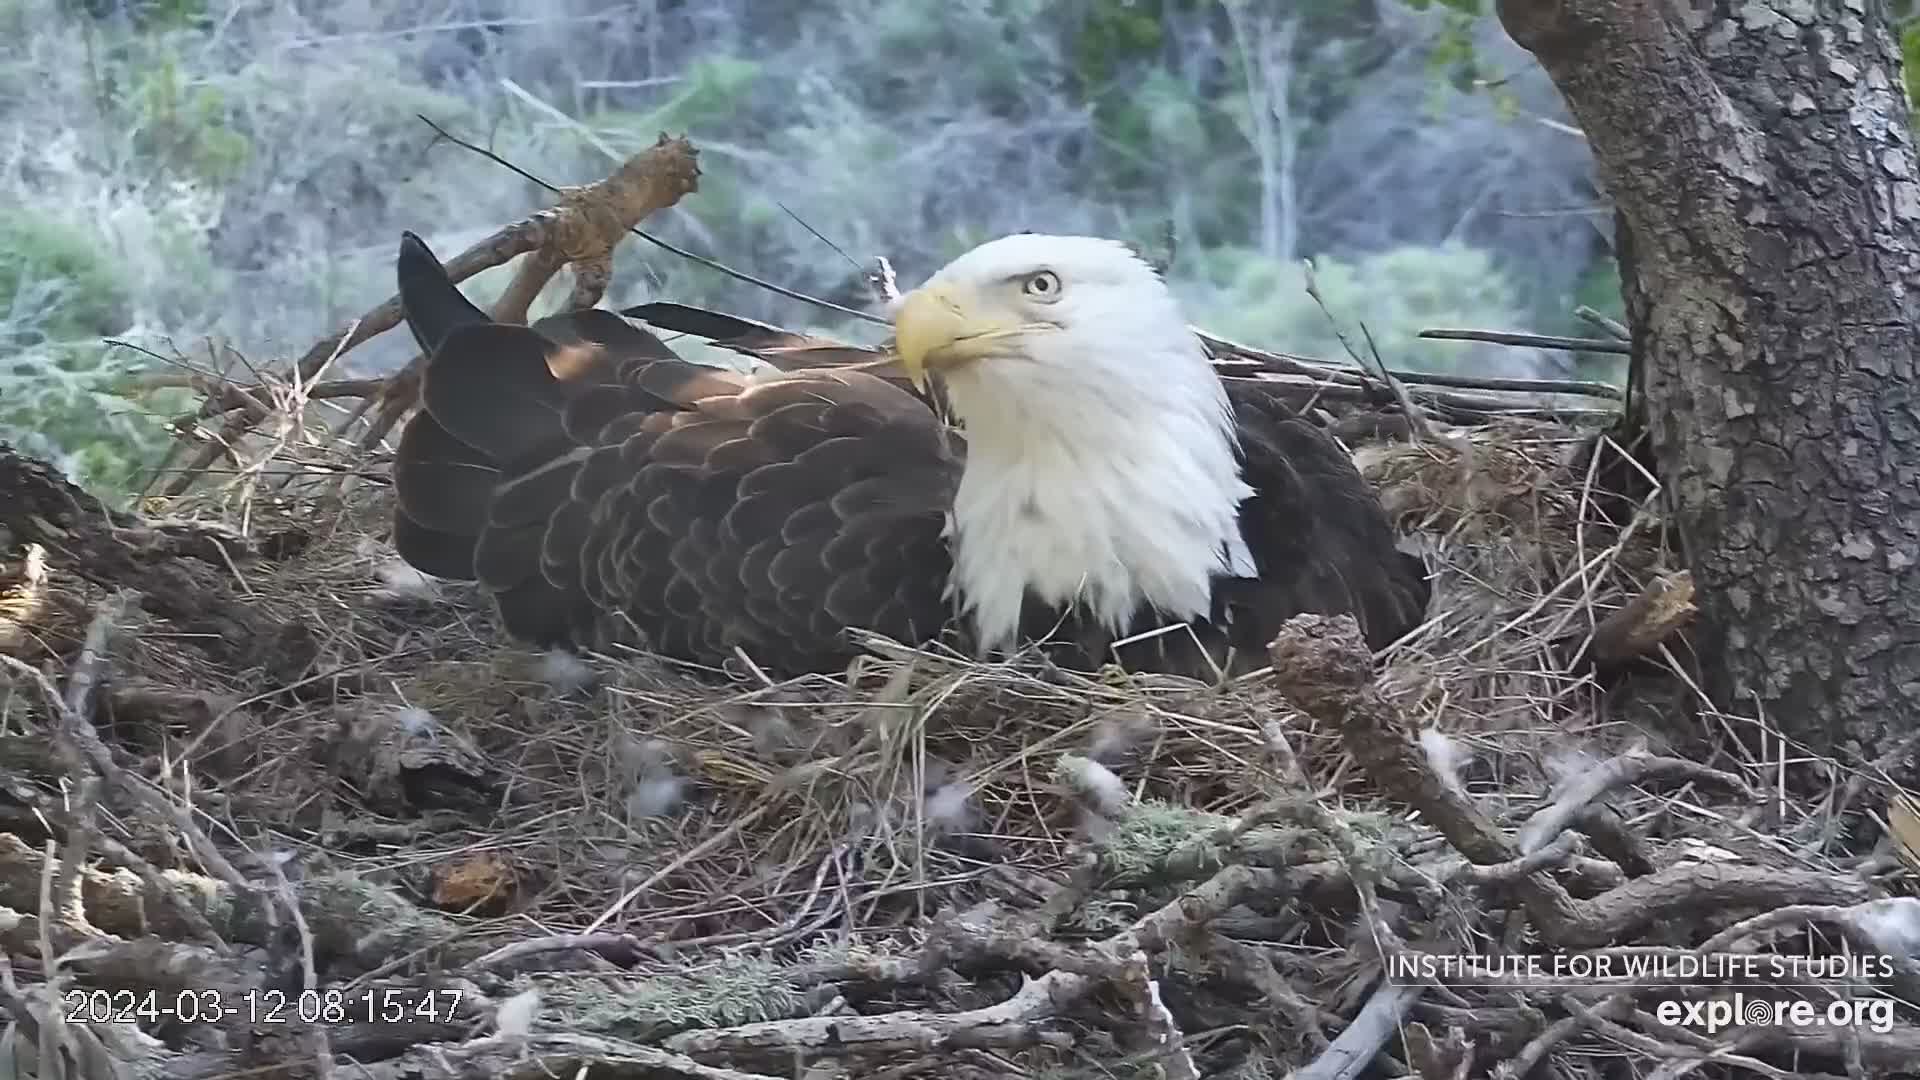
[623,302,879,370]
[625,300,954,421]
[391,509,480,581]
[392,411,497,535]
[392,235,962,672]
[621,302,789,345]
[1218,383,1431,655]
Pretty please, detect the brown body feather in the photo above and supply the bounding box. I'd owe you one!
[390,234,1429,678]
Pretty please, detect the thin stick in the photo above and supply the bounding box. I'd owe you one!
[1303,258,1432,441]
[583,800,776,933]
[1418,327,1631,355]
[268,857,334,1080]
[1575,304,1632,341]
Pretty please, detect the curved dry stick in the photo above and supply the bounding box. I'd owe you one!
[1490,995,1634,1080]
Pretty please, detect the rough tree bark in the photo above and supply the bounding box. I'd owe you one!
[1497,0,1920,776]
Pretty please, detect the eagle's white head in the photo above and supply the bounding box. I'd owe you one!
[890,234,1258,654]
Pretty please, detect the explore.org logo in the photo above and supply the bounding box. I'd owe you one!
[1655,994,1897,1035]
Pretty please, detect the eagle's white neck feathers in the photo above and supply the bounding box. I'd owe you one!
[905,235,1257,654]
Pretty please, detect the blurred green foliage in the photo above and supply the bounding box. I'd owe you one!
[1400,0,1481,12]
[0,212,132,341]
[1567,258,1629,384]
[1904,23,1920,107]
[1073,0,1172,87]
[619,56,764,134]
[126,49,252,184]
[1186,243,1539,374]
[0,208,178,501]
[0,340,187,503]
[63,0,210,29]
[1,0,493,501]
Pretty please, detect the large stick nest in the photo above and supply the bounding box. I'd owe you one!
[2,134,1918,1080]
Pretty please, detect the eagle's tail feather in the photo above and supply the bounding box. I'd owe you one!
[393,234,613,645]
[397,232,492,356]
[391,411,499,534]
[1400,551,1432,607]
[1389,549,1433,644]
[391,508,480,581]
[418,323,575,465]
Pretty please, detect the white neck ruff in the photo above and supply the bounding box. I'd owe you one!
[942,355,1256,654]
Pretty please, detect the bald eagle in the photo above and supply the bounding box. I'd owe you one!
[389,232,1430,679]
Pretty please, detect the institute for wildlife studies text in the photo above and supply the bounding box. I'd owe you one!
[64,987,465,1025]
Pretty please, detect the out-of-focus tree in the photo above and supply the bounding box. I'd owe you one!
[8,0,1610,495]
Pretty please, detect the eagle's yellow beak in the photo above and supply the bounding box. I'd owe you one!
[893,283,1014,392]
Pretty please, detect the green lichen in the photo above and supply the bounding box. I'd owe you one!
[526,954,807,1041]
[1093,798,1237,886]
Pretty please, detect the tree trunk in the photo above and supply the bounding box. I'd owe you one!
[1497,0,1920,776]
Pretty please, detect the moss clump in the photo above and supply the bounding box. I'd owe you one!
[1093,799,1237,887]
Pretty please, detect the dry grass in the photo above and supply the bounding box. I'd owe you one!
[1362,417,1669,739]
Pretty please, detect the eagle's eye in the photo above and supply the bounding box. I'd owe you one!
[1021,270,1062,302]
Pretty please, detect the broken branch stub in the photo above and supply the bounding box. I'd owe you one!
[1266,615,1510,864]
[1575,570,1696,675]
[552,134,703,310]
[161,134,701,495]
[494,133,704,321]
[356,133,702,452]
